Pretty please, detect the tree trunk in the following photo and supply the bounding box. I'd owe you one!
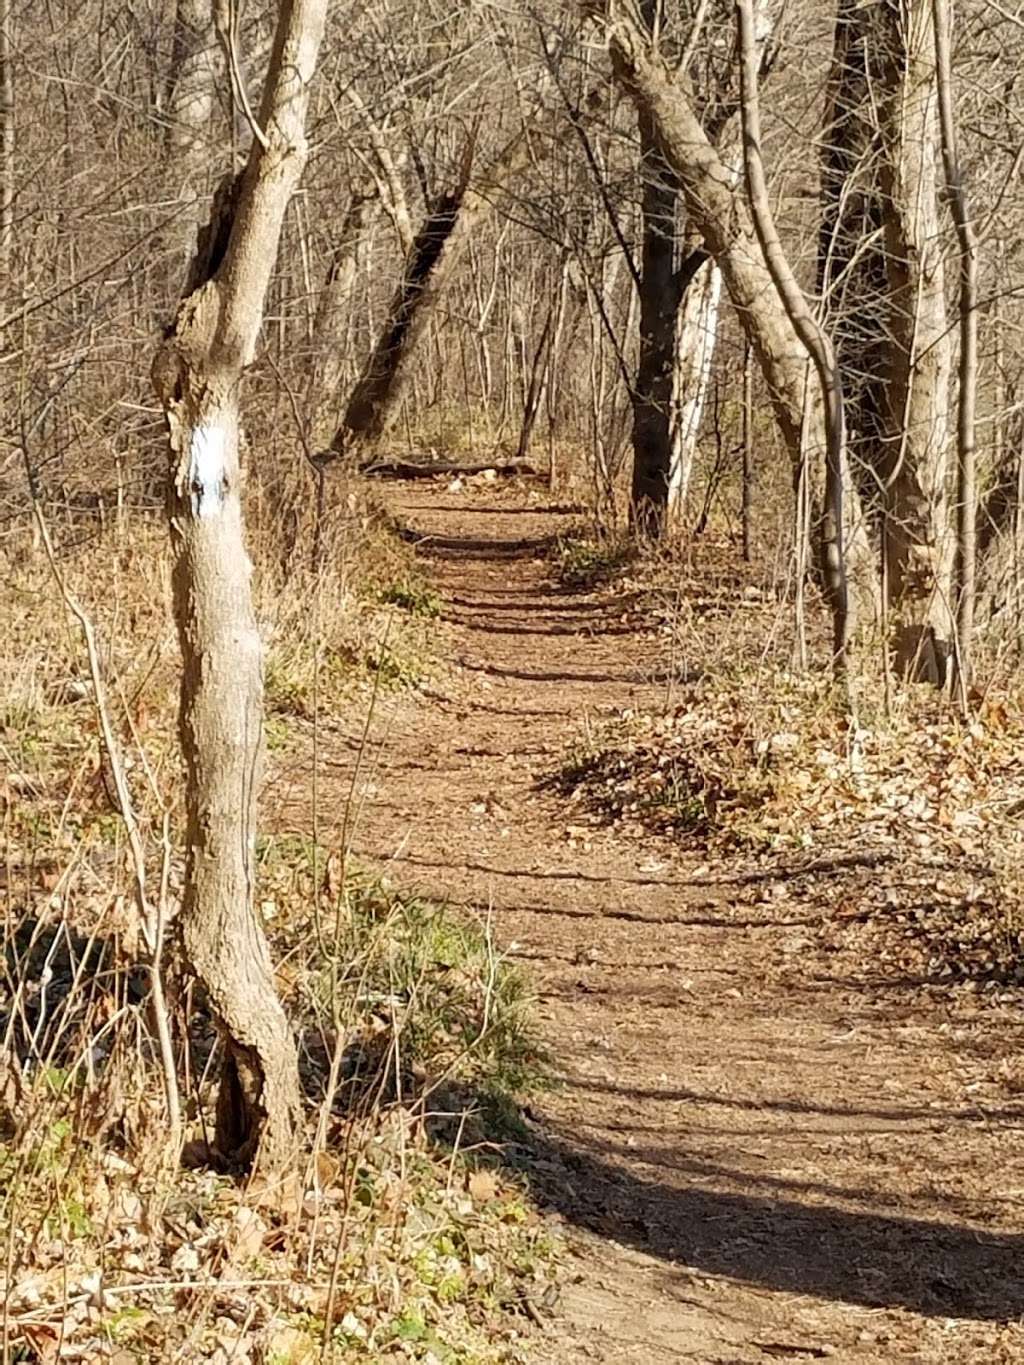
[932,0,978,690]
[630,101,686,537]
[592,0,878,627]
[152,0,328,1174]
[630,0,740,538]
[0,0,13,284]
[818,0,890,523]
[670,255,721,517]
[736,0,850,670]
[311,192,373,443]
[876,0,955,683]
[817,0,956,683]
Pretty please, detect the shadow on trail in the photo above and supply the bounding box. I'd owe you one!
[456,656,689,686]
[450,617,640,639]
[398,528,560,559]
[559,1074,1024,1127]
[401,501,583,516]
[367,850,905,890]
[518,1120,1024,1323]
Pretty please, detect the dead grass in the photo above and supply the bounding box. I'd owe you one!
[0,485,558,1363]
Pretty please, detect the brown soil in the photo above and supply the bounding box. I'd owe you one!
[278,481,1024,1364]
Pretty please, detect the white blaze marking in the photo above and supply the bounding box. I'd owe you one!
[189,425,227,518]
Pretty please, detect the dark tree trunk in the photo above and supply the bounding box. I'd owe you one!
[630,109,685,538]
[817,0,889,515]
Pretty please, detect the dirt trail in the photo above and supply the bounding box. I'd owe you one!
[283,483,1024,1364]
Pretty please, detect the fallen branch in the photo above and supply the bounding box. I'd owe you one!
[358,458,540,480]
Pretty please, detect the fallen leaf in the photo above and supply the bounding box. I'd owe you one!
[468,1170,500,1203]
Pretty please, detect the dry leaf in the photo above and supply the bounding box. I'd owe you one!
[229,1206,267,1266]
[468,1170,500,1203]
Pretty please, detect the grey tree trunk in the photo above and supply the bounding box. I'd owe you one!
[0,0,13,283]
[818,0,889,521]
[629,1,742,538]
[166,0,225,271]
[876,0,955,682]
[152,0,328,1173]
[932,0,978,689]
[629,96,709,537]
[669,258,722,517]
[737,0,850,671]
[818,0,956,683]
[311,192,373,443]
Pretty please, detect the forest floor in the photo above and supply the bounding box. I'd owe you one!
[275,477,1024,1364]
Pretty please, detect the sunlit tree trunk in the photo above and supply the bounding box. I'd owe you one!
[311,192,373,443]
[932,0,978,689]
[669,257,721,518]
[0,0,14,283]
[818,0,889,524]
[166,0,224,270]
[151,0,328,1173]
[737,0,850,670]
[876,0,954,682]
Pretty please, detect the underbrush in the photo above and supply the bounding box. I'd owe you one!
[553,675,1024,853]
[0,842,556,1363]
[553,531,635,589]
[0,484,441,823]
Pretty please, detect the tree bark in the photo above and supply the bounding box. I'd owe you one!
[877,0,955,682]
[818,0,890,521]
[152,0,328,1174]
[629,1,741,538]
[628,103,694,536]
[310,192,373,442]
[166,0,225,271]
[818,0,956,683]
[669,251,721,518]
[0,0,13,284]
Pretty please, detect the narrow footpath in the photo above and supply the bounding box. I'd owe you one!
[286,481,1024,1364]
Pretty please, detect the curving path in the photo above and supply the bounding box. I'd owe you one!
[281,480,1024,1364]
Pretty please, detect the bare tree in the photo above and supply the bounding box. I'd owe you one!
[166,0,226,270]
[876,0,954,682]
[0,0,13,283]
[151,0,328,1173]
[932,0,978,688]
[736,0,850,669]
[817,0,958,681]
